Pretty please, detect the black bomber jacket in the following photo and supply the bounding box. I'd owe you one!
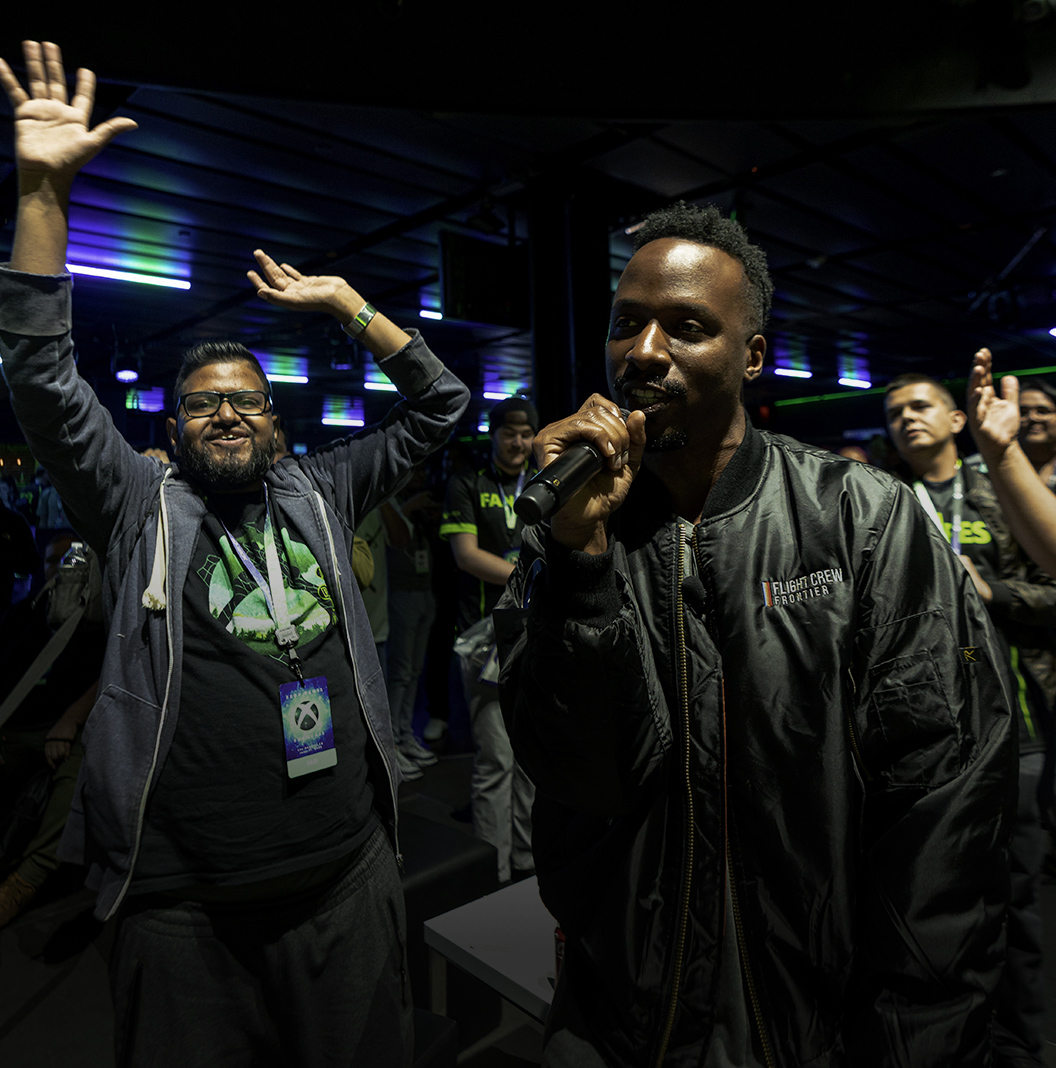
[500,424,1016,1068]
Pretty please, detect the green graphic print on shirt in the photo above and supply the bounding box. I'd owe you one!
[198,519,336,661]
[932,514,993,546]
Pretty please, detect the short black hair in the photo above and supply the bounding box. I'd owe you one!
[885,373,957,412]
[631,202,774,335]
[173,341,271,410]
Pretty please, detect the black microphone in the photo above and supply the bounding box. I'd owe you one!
[514,409,629,526]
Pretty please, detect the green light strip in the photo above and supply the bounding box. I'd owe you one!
[775,364,1056,409]
[776,386,886,407]
[1003,364,1056,377]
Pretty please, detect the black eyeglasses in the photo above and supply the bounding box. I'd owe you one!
[179,390,272,418]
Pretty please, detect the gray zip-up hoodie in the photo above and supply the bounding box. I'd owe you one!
[0,265,470,919]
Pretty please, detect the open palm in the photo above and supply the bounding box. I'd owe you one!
[248,250,354,315]
[967,347,1021,453]
[0,41,136,183]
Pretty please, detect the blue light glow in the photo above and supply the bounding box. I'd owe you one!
[419,309,443,321]
[322,395,365,427]
[67,264,191,290]
[838,377,872,389]
[364,366,397,392]
[774,368,813,379]
[257,352,308,385]
[125,387,167,413]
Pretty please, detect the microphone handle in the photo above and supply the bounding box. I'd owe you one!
[514,442,606,526]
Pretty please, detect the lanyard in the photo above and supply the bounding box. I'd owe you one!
[219,487,303,681]
[496,466,527,532]
[913,460,963,554]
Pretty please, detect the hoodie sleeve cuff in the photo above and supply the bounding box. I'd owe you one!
[0,265,73,336]
[374,328,446,397]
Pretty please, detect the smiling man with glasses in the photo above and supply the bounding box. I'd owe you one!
[168,346,278,493]
[0,41,469,1068]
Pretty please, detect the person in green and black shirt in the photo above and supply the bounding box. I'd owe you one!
[440,397,537,883]
[886,373,1054,1068]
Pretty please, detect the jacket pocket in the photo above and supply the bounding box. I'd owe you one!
[81,685,164,867]
[862,651,960,787]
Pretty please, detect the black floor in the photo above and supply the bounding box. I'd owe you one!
[1,751,1054,1067]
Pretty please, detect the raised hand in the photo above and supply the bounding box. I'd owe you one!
[248,250,360,319]
[248,249,414,359]
[0,41,137,190]
[967,347,1021,461]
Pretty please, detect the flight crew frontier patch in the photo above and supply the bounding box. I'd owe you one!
[761,567,846,608]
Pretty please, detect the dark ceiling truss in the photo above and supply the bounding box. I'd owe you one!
[4,44,1056,449]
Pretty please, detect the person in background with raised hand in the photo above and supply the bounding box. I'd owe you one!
[969,347,1056,579]
[0,40,468,1068]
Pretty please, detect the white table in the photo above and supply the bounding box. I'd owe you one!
[423,875,559,1024]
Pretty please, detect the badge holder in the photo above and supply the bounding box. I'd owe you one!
[222,491,337,778]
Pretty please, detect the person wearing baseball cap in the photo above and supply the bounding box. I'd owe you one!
[440,396,538,883]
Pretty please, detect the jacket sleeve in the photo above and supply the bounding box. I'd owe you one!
[498,527,669,817]
[298,329,469,524]
[987,556,1056,627]
[970,466,1056,627]
[844,480,1016,1068]
[0,267,159,557]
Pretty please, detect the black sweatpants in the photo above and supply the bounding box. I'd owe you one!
[110,827,412,1068]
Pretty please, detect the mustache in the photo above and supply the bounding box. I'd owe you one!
[615,371,687,399]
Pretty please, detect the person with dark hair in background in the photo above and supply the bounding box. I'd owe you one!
[441,397,538,883]
[968,350,1056,578]
[500,201,1015,1067]
[0,41,468,1067]
[884,372,1053,1068]
[1016,377,1056,490]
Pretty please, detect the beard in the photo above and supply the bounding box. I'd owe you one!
[179,435,275,492]
[613,373,690,453]
[644,424,689,452]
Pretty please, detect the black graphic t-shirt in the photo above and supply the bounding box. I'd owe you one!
[440,464,532,631]
[922,476,1000,584]
[135,491,377,893]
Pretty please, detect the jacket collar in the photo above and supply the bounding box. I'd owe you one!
[700,418,765,521]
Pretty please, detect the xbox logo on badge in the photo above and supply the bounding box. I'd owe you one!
[293,699,321,732]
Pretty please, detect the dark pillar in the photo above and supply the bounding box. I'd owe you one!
[525,177,613,427]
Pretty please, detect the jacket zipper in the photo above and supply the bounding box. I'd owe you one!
[727,829,776,1068]
[655,524,776,1066]
[845,714,874,783]
[106,477,176,920]
[653,526,695,1067]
